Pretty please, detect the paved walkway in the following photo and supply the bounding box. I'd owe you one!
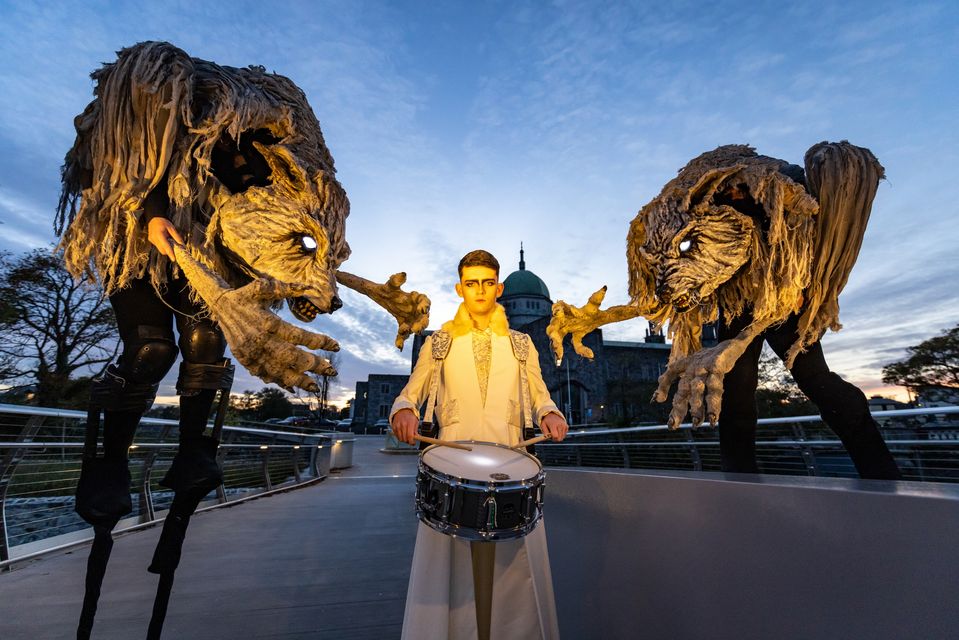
[0,436,420,639]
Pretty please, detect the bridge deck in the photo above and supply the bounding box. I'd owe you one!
[0,436,420,640]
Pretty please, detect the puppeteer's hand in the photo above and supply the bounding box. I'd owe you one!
[147,218,184,262]
[391,408,418,445]
[540,412,569,442]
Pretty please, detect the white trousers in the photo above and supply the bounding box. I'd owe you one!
[401,520,560,640]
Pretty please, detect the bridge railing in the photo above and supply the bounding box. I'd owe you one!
[0,403,351,568]
[534,406,959,482]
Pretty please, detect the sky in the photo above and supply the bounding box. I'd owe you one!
[0,0,956,407]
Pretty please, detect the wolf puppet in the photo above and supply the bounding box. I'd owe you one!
[56,41,430,637]
[548,141,901,480]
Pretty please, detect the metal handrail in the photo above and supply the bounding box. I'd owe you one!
[0,442,324,449]
[559,406,959,438]
[549,439,959,447]
[533,406,959,484]
[0,403,355,568]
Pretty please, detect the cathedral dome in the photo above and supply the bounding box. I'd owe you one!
[499,245,552,329]
[502,269,550,299]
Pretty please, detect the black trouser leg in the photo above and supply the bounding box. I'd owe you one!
[106,279,179,456]
[76,278,178,638]
[717,312,765,473]
[172,280,226,442]
[765,318,902,480]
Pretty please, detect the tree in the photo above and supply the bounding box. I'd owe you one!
[227,387,293,422]
[0,249,118,407]
[755,348,816,418]
[307,351,340,421]
[882,323,959,393]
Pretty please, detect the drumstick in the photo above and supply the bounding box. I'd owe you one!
[413,434,473,451]
[513,434,552,449]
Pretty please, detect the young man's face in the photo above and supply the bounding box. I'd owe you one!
[455,265,504,317]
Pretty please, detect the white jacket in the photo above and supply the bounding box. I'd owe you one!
[390,304,561,447]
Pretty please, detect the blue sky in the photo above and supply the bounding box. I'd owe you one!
[0,0,956,406]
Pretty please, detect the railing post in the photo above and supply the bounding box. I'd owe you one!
[291,445,302,483]
[216,431,235,504]
[791,422,820,476]
[309,442,319,478]
[912,448,925,482]
[0,415,45,563]
[261,437,275,491]
[140,454,157,523]
[619,434,630,469]
[685,429,703,471]
[138,425,171,523]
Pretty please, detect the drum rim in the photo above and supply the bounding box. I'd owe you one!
[418,440,546,489]
[417,461,545,490]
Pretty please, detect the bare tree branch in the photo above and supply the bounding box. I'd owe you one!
[0,248,118,406]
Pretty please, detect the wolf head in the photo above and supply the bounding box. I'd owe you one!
[628,145,820,323]
[58,41,350,321]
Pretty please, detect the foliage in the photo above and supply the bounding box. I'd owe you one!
[306,351,340,421]
[0,249,117,407]
[882,323,959,392]
[227,387,294,422]
[146,404,181,420]
[755,348,816,418]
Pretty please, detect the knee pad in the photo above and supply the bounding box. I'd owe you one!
[116,325,178,384]
[179,322,226,363]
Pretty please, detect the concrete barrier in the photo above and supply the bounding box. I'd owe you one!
[546,468,959,640]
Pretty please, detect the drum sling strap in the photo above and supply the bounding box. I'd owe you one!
[508,330,535,442]
[419,330,535,444]
[419,330,451,444]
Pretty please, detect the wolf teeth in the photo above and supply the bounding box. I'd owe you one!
[291,296,320,320]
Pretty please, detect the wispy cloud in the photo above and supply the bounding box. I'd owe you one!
[0,0,956,405]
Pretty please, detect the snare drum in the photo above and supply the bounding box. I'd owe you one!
[415,441,546,542]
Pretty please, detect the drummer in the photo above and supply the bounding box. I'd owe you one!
[391,249,568,640]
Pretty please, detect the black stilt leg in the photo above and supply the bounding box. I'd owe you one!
[77,524,116,639]
[144,380,232,638]
[146,571,175,640]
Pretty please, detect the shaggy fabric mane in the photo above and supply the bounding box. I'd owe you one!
[626,142,883,366]
[56,41,349,295]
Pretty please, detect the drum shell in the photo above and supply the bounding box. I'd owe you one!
[414,442,546,542]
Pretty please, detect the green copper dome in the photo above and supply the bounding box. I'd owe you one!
[502,269,550,298]
[501,245,550,299]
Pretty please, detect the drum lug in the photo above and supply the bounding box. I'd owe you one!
[484,495,498,528]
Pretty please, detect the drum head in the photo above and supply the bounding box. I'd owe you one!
[422,441,541,482]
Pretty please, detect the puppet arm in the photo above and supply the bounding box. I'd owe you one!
[174,244,338,393]
[335,270,431,349]
[653,318,774,429]
[546,286,646,364]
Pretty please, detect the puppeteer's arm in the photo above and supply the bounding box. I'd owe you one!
[142,175,184,262]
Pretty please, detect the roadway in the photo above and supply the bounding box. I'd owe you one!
[0,435,420,639]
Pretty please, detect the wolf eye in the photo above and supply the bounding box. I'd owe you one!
[300,236,318,252]
[679,240,692,253]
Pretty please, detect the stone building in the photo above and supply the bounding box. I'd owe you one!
[350,373,410,433]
